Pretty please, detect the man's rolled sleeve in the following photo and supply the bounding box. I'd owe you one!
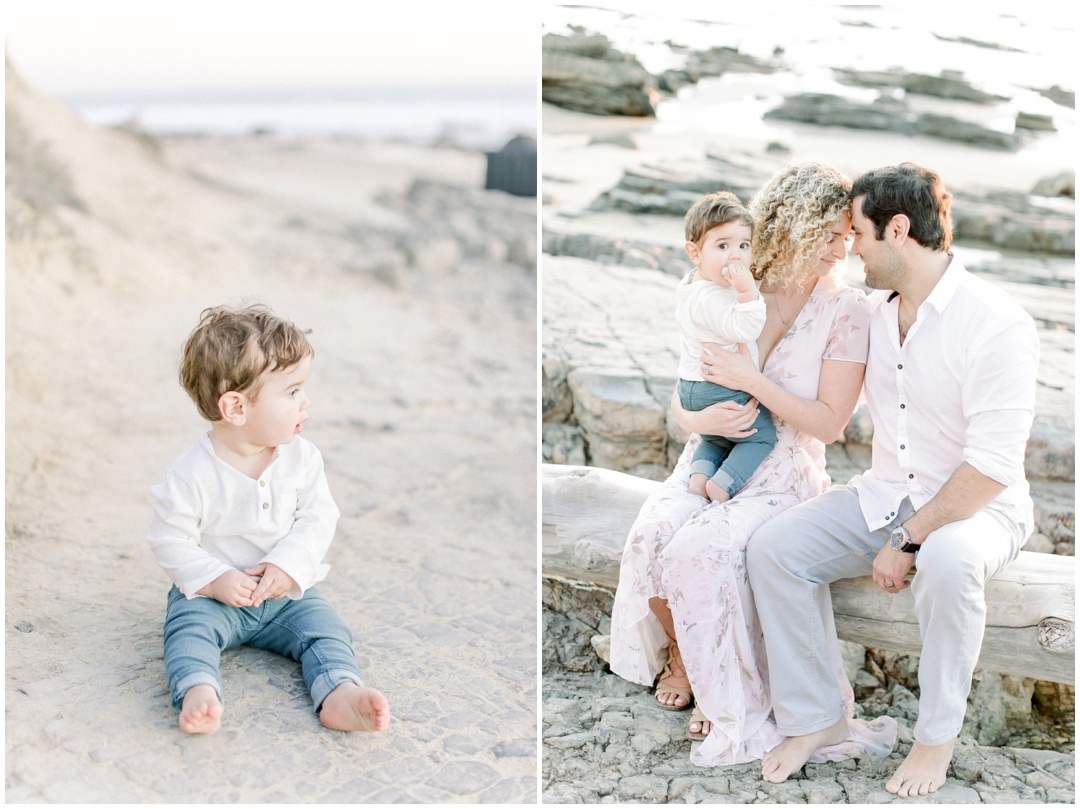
[961,319,1039,488]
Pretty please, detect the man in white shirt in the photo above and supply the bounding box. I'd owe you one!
[745,164,1039,796]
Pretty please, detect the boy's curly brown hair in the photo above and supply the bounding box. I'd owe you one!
[179,304,313,421]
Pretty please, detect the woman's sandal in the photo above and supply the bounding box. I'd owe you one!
[654,641,693,711]
[687,706,709,741]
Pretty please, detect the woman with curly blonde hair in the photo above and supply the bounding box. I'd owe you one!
[609,162,897,767]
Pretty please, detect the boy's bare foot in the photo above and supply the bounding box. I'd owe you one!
[886,738,955,797]
[704,480,730,504]
[320,682,391,732]
[761,716,848,783]
[179,684,222,734]
[688,474,709,498]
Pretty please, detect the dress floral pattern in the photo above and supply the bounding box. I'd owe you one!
[609,273,897,766]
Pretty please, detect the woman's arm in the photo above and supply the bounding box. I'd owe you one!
[669,387,761,439]
[701,343,864,444]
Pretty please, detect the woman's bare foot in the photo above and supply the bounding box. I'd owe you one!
[886,738,955,797]
[655,642,692,709]
[179,684,222,735]
[761,716,848,783]
[688,707,712,739]
[319,683,391,732]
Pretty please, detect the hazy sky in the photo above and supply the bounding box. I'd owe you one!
[5,0,538,100]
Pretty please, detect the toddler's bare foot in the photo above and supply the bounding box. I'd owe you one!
[886,738,955,797]
[705,480,731,504]
[688,474,709,498]
[320,683,390,732]
[179,684,222,735]
[761,716,848,783]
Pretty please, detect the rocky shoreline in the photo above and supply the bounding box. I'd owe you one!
[543,579,1075,805]
[542,29,1073,154]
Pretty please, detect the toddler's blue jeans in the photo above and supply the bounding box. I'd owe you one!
[163,585,363,714]
[679,378,778,495]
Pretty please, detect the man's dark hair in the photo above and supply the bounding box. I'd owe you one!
[851,163,952,251]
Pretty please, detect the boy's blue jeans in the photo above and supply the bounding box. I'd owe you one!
[164,585,363,715]
[679,378,778,495]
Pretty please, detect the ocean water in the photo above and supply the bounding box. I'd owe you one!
[69,88,537,150]
[543,4,1075,168]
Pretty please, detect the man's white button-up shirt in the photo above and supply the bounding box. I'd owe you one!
[849,255,1039,535]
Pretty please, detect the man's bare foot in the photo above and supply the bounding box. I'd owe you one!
[179,684,222,734]
[319,682,391,732]
[761,716,848,783]
[886,738,955,797]
[688,474,709,498]
[704,480,730,504]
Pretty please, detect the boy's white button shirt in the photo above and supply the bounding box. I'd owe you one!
[148,433,340,599]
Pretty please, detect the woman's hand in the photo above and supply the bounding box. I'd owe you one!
[699,342,758,391]
[671,388,760,439]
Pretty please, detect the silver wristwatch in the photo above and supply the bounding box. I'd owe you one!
[888,523,920,553]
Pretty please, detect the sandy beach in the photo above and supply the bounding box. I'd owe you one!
[5,61,537,803]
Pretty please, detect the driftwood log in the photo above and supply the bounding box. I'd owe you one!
[543,463,1075,685]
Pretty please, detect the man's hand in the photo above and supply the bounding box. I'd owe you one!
[244,562,296,608]
[871,543,914,594]
[197,568,258,607]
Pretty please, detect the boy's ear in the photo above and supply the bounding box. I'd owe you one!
[217,391,247,425]
[684,241,701,265]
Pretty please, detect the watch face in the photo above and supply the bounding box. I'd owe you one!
[889,528,905,550]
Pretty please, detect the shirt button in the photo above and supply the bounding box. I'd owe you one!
[908,474,914,479]
[900,403,906,409]
[259,480,266,487]
[898,364,903,369]
[900,444,905,449]
[262,502,269,509]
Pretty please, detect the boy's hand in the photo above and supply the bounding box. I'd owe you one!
[724,260,757,297]
[197,568,257,607]
[244,562,296,608]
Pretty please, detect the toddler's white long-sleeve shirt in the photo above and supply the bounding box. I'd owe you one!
[676,273,765,380]
[147,433,340,600]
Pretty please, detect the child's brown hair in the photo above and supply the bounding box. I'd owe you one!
[683,191,754,245]
[179,304,313,421]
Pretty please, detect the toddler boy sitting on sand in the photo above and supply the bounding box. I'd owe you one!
[147,304,390,735]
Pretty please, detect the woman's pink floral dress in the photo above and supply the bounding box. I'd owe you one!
[609,273,897,766]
